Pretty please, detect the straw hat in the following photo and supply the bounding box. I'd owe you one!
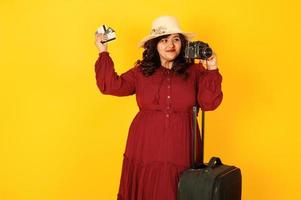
[139,16,196,48]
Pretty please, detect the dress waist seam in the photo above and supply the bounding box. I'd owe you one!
[139,108,192,114]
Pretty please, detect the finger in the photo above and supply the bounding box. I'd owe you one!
[211,52,217,59]
[207,53,216,61]
[95,33,104,40]
[103,35,108,40]
[207,57,217,66]
[200,60,207,67]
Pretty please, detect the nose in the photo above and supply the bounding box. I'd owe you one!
[167,40,175,48]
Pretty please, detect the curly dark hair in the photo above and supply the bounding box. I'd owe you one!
[136,34,193,79]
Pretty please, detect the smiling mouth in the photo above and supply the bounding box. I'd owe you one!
[166,49,176,52]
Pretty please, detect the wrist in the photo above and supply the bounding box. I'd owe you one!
[207,65,218,70]
[98,45,108,53]
[99,49,108,54]
[96,42,108,53]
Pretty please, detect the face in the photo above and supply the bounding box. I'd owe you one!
[156,33,182,64]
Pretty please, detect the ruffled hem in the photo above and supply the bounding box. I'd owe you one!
[117,154,189,200]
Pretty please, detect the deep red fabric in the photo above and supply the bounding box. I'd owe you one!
[95,52,223,200]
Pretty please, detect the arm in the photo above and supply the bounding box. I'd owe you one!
[95,52,136,96]
[197,64,223,111]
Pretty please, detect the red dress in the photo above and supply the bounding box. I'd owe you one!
[95,52,223,200]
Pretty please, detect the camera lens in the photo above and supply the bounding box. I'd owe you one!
[201,47,212,59]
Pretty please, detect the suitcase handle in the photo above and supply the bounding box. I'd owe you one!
[208,157,223,168]
[192,106,204,168]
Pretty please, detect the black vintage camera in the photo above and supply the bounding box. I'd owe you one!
[95,25,116,44]
[184,41,212,60]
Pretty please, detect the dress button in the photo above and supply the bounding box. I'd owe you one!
[167,95,170,99]
[167,106,170,110]
[166,114,169,118]
[167,85,170,89]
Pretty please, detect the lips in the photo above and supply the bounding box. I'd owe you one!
[166,49,176,52]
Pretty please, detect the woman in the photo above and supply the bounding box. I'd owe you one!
[94,16,223,200]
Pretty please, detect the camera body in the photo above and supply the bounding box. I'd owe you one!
[95,25,116,43]
[184,41,212,60]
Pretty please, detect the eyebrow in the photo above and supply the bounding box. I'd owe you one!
[160,34,180,40]
[167,35,180,39]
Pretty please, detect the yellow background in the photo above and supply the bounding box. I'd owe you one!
[1,0,301,199]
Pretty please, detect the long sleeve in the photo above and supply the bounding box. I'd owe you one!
[196,64,223,111]
[95,52,136,96]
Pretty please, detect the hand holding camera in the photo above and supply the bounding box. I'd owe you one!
[184,41,218,70]
[95,25,116,53]
[95,33,107,53]
[201,53,218,70]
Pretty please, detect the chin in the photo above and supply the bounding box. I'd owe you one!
[166,55,178,61]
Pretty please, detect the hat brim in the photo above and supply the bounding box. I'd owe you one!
[138,32,196,48]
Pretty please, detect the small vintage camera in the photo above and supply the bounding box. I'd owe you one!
[184,41,213,60]
[95,25,116,44]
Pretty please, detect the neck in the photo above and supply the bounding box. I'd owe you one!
[161,60,173,69]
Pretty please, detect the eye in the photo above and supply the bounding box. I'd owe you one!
[160,38,168,43]
[174,37,180,42]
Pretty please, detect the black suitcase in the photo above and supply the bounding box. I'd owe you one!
[177,106,242,200]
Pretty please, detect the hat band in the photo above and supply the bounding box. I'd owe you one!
[151,26,168,35]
